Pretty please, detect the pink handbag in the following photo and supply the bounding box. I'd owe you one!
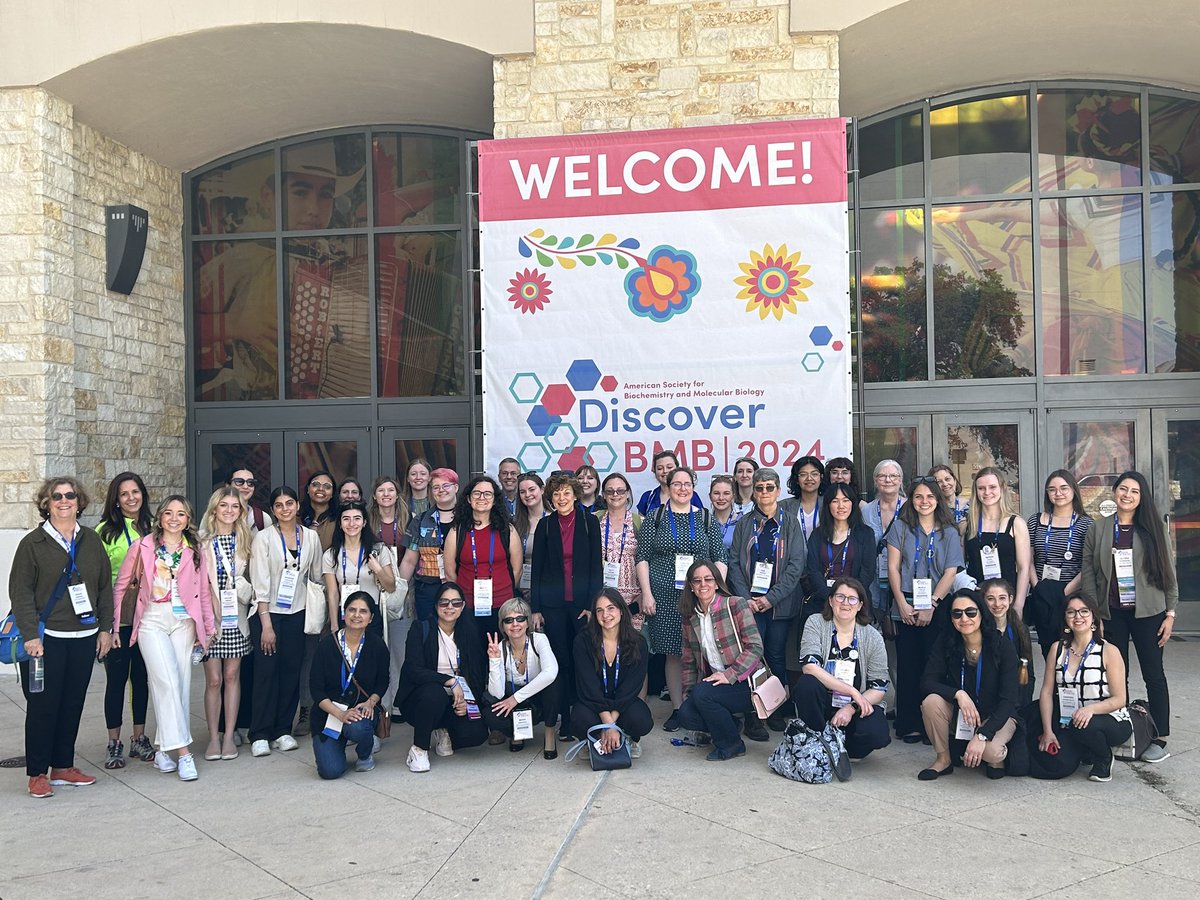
[750,667,789,719]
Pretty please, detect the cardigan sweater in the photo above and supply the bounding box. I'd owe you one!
[486,630,559,703]
[308,629,390,738]
[573,631,649,714]
[530,507,603,612]
[9,524,114,638]
[727,508,809,619]
[920,634,1020,740]
[114,535,217,647]
[1080,515,1178,619]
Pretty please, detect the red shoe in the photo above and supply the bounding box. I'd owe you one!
[28,775,54,798]
[49,767,96,787]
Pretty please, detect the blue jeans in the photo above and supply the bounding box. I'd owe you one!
[755,611,793,713]
[676,679,752,752]
[413,578,440,623]
[312,717,375,780]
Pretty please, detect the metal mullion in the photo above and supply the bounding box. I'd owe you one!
[191,230,280,243]
[182,170,197,504]
[1029,83,1046,455]
[850,116,868,477]
[273,143,286,404]
[922,100,935,382]
[928,82,1032,112]
[365,127,380,459]
[373,224,461,236]
[1141,85,1153,376]
[465,138,481,473]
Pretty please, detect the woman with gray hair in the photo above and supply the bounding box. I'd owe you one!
[484,597,560,757]
[861,459,907,623]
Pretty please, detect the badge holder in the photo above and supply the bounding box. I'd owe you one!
[323,702,348,739]
[513,708,535,740]
[912,578,933,611]
[603,561,620,588]
[474,579,493,617]
[674,554,694,590]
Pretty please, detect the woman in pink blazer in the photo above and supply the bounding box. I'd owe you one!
[115,495,215,782]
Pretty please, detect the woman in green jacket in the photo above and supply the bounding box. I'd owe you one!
[96,471,154,768]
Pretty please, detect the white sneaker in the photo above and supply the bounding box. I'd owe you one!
[177,754,198,781]
[154,751,177,773]
[433,728,453,757]
[372,735,382,754]
[630,740,642,759]
[272,734,299,752]
[407,746,430,773]
[251,740,271,757]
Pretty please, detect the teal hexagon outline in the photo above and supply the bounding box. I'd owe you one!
[586,441,618,473]
[801,352,824,373]
[517,441,551,473]
[509,372,544,405]
[545,422,579,454]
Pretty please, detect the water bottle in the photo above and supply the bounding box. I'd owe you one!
[29,656,45,693]
[191,644,204,666]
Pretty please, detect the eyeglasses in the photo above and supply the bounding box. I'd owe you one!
[689,576,716,586]
[470,491,495,500]
[501,615,528,625]
[669,481,694,490]
[1047,486,1073,495]
[231,478,257,487]
[831,593,861,606]
[432,482,455,492]
[603,487,628,497]
[876,473,901,481]
[950,608,980,620]
[51,491,78,501]
[437,598,466,609]
[753,484,778,493]
[310,481,333,490]
[1065,608,1092,618]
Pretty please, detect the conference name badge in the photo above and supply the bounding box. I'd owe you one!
[751,561,773,594]
[912,578,933,610]
[979,545,1002,580]
[603,561,620,588]
[512,709,534,740]
[219,589,238,628]
[955,710,976,741]
[474,578,493,616]
[277,569,298,610]
[323,702,348,739]
[1058,686,1081,725]
[674,554,694,589]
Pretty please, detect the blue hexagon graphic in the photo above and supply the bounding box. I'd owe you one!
[801,351,824,373]
[809,325,833,347]
[566,359,601,392]
[545,422,579,454]
[586,442,618,473]
[508,372,544,404]
[517,442,551,473]
[526,404,561,437]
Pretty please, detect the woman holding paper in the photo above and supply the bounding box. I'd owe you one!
[309,593,389,779]
[248,486,323,759]
[484,597,560,757]
[1080,470,1176,763]
[917,588,1019,781]
[796,576,891,760]
[887,476,963,744]
[199,488,253,762]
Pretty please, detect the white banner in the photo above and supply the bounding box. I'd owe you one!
[479,120,850,496]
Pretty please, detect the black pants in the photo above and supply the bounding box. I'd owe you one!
[1104,607,1170,738]
[894,613,942,737]
[1026,579,1066,662]
[792,673,892,759]
[401,683,489,751]
[1065,713,1133,762]
[103,624,148,730]
[482,685,558,737]
[19,635,95,776]
[540,605,586,727]
[572,698,654,742]
[249,612,306,742]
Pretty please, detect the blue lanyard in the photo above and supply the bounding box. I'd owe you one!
[800,500,819,539]
[470,527,496,577]
[752,516,780,563]
[123,519,136,547]
[720,513,739,543]
[826,537,850,576]
[338,629,363,693]
[66,530,79,576]
[279,526,301,569]
[830,625,858,655]
[1044,513,1077,558]
[602,646,621,695]
[505,496,517,516]
[961,652,983,697]
[953,500,967,524]
[1005,624,1014,643]
[668,509,696,544]
[214,536,235,589]
[913,528,937,578]
[341,545,364,586]
[604,513,628,563]
[1061,638,1094,684]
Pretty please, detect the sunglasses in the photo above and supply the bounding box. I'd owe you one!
[502,615,528,625]
[437,598,466,609]
[753,484,778,492]
[603,487,628,497]
[51,491,78,501]
[950,608,980,620]
[231,478,257,487]
[689,575,716,586]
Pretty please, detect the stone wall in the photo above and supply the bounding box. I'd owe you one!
[0,87,184,536]
[493,0,839,138]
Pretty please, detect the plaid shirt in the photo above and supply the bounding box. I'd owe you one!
[682,593,764,694]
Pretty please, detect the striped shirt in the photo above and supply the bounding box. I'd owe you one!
[1027,513,1093,581]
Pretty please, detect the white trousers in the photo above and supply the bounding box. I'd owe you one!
[137,601,196,752]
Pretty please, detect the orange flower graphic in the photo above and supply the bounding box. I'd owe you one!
[735,243,812,321]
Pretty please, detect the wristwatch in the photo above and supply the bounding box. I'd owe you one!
[975,733,989,742]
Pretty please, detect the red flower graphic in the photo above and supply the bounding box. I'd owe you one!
[507,268,552,314]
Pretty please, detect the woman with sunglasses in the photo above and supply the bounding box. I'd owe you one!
[227,469,272,533]
[1037,594,1131,782]
[635,466,728,732]
[1027,469,1093,661]
[396,582,489,772]
[1080,470,1176,763]
[676,561,765,761]
[918,589,1019,780]
[96,471,154,768]
[732,456,759,517]
[11,477,114,798]
[981,578,1035,702]
[572,589,653,758]
[484,597,560,757]
[300,470,339,551]
[887,475,963,744]
[963,467,1031,618]
[861,459,906,623]
[597,473,645,619]
[796,576,891,759]
[309,592,389,778]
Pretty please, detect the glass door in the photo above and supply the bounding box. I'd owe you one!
[285,428,374,494]
[194,430,283,510]
[934,410,1037,516]
[1152,408,1200,626]
[1045,409,1151,520]
[860,414,932,498]
[380,426,471,486]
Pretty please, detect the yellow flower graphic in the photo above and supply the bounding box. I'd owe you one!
[735,243,813,321]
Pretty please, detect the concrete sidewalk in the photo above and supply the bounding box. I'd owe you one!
[2,643,1199,900]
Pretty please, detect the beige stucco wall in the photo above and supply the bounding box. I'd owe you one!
[0,88,185,533]
[493,0,839,138]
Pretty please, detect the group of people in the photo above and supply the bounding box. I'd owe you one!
[7,449,1179,797]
